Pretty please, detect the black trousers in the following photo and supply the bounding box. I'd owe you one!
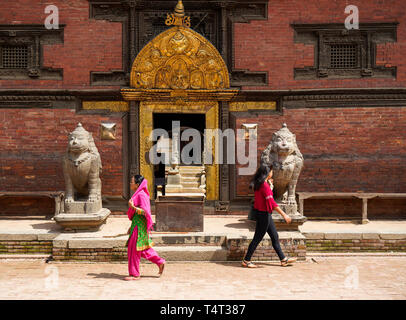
[244,211,286,261]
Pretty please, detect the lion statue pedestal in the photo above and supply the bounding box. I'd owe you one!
[261,123,307,231]
[54,123,110,232]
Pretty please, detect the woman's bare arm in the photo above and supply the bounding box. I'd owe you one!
[274,206,292,224]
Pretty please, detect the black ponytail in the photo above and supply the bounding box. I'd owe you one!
[250,164,273,191]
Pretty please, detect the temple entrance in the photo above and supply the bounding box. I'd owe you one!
[138,101,219,201]
[152,113,206,199]
[121,1,238,202]
[153,112,205,165]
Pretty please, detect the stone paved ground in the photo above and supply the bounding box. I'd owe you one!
[0,257,405,300]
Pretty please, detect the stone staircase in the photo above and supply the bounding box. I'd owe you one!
[150,233,227,261]
[165,165,205,194]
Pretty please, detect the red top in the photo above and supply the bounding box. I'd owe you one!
[253,181,279,213]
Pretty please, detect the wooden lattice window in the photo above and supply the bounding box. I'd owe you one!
[329,44,358,69]
[1,45,29,69]
[0,25,64,80]
[292,23,398,79]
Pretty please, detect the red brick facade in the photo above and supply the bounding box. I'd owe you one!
[0,0,122,89]
[0,0,405,217]
[234,0,405,90]
[0,109,123,196]
[235,107,406,195]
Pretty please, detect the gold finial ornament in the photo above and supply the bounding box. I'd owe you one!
[166,0,191,27]
[174,0,185,17]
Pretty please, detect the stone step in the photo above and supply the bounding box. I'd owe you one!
[181,176,202,182]
[179,168,204,174]
[151,234,226,246]
[0,254,51,260]
[176,188,205,193]
[152,245,227,261]
[180,181,201,187]
[179,172,202,178]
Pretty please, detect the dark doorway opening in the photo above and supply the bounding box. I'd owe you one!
[153,113,205,165]
[152,113,205,199]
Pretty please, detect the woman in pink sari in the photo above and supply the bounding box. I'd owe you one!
[124,174,165,281]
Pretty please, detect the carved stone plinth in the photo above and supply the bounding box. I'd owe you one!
[166,166,182,193]
[54,208,110,232]
[64,200,102,214]
[271,212,307,232]
[155,194,204,232]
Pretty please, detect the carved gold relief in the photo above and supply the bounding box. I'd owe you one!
[82,101,129,112]
[130,25,229,91]
[165,0,191,28]
[229,101,277,112]
[139,101,219,201]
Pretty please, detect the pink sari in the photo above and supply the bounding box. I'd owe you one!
[126,178,165,277]
[127,179,153,232]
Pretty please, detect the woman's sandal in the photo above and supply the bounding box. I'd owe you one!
[158,263,165,277]
[241,260,258,268]
[280,257,297,267]
[124,276,140,281]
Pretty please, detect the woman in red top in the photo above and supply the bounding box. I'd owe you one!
[242,164,297,268]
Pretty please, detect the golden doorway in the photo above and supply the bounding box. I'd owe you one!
[121,1,238,201]
[139,101,219,200]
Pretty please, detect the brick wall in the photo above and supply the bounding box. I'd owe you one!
[0,108,124,202]
[0,240,52,254]
[234,0,405,90]
[306,239,406,252]
[0,0,122,89]
[234,106,406,217]
[227,238,307,261]
[0,196,54,216]
[52,247,127,262]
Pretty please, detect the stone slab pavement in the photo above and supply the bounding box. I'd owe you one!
[0,257,405,300]
[1,215,406,239]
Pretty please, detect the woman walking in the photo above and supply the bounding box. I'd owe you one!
[125,174,165,280]
[242,164,297,268]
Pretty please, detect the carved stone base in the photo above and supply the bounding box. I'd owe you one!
[215,201,230,213]
[277,203,298,216]
[63,200,102,214]
[271,212,307,231]
[54,208,111,232]
[166,169,182,193]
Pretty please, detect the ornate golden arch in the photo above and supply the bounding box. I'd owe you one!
[129,25,229,91]
[121,2,238,200]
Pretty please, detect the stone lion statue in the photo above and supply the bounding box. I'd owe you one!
[260,123,304,213]
[62,123,102,204]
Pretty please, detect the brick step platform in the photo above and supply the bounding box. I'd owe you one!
[0,216,405,262]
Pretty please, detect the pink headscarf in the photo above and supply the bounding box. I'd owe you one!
[127,178,153,232]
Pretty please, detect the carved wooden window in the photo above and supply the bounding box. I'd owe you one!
[1,45,29,69]
[0,25,64,80]
[329,44,357,69]
[292,23,397,79]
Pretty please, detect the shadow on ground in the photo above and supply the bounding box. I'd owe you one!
[87,272,161,280]
[224,219,256,232]
[212,261,290,269]
[31,222,60,232]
